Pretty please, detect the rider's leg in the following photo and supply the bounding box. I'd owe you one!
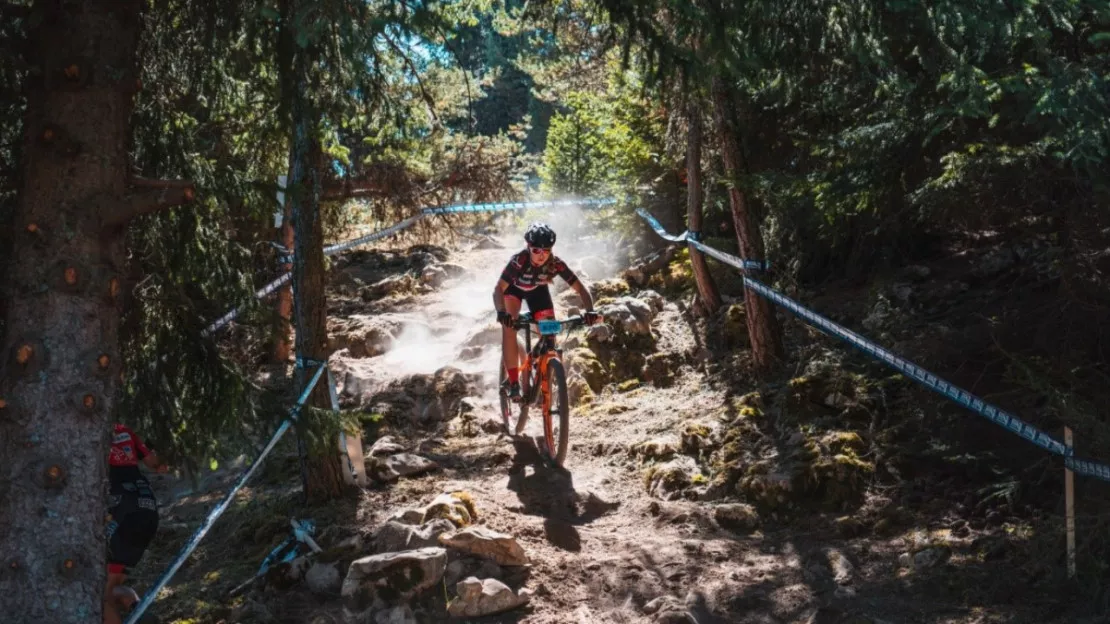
[502,294,522,383]
[105,497,159,624]
[103,566,127,624]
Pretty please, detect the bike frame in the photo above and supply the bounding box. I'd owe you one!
[513,317,564,450]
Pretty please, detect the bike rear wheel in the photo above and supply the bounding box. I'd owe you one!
[541,358,570,466]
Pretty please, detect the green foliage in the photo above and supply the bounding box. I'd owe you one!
[539,74,664,197]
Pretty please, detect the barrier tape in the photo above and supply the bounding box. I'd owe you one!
[635,209,1110,483]
[202,199,614,336]
[125,361,328,624]
[636,208,769,271]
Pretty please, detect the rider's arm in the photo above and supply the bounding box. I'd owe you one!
[571,280,595,312]
[493,279,510,313]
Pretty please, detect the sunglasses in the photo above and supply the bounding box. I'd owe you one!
[529,246,552,255]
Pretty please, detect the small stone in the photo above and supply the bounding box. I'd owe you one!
[713,503,759,533]
[898,552,912,568]
[368,436,405,457]
[912,546,950,569]
[304,562,341,596]
[447,577,530,617]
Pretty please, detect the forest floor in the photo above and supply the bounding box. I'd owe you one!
[133,216,1107,624]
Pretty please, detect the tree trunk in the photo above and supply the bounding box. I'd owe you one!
[711,76,783,374]
[286,14,346,503]
[685,99,722,315]
[0,3,190,621]
[273,198,294,363]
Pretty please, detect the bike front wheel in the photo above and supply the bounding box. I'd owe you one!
[541,358,570,466]
[499,360,529,435]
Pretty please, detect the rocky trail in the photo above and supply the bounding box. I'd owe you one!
[136,223,1096,624]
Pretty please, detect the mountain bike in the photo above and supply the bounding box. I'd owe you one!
[499,312,599,466]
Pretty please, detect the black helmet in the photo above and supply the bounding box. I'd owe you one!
[524,222,556,248]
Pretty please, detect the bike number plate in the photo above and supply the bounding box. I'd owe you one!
[537,319,562,335]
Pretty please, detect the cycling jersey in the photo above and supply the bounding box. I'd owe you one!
[499,249,579,292]
[110,424,150,486]
[106,424,160,574]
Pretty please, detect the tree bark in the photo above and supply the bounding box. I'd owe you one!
[711,76,783,374]
[285,9,346,503]
[0,2,188,621]
[685,98,722,315]
[273,192,294,364]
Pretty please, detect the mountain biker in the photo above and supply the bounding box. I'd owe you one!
[493,222,599,401]
[104,423,169,624]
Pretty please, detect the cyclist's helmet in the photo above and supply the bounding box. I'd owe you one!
[524,222,557,248]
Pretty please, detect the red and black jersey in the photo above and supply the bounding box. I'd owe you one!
[499,249,579,292]
[110,423,151,485]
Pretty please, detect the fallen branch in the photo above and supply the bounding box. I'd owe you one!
[102,177,195,229]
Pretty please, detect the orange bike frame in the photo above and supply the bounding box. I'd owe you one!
[517,348,560,450]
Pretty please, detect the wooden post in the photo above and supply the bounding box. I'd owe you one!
[1065,426,1076,579]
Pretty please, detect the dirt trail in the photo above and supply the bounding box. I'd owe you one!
[142,226,1092,624]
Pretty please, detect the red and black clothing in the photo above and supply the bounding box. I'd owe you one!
[499,249,579,317]
[107,424,159,574]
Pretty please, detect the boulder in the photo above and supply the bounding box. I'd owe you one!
[328,314,408,358]
[365,367,483,425]
[305,561,342,596]
[374,519,457,554]
[644,456,701,501]
[342,547,447,613]
[440,526,528,566]
[713,503,759,533]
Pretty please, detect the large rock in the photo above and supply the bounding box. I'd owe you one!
[462,323,504,349]
[642,352,680,388]
[363,274,418,300]
[342,547,447,613]
[374,519,457,554]
[421,492,479,527]
[447,577,531,618]
[644,456,701,501]
[440,527,528,566]
[365,366,483,425]
[565,348,609,392]
[328,314,408,358]
[305,561,342,596]
[370,453,439,482]
[590,277,631,300]
[368,436,405,457]
[438,262,469,278]
[597,297,655,336]
[713,503,759,533]
[337,357,387,405]
[420,264,449,287]
[630,438,679,461]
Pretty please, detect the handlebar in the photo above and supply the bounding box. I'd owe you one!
[510,312,601,331]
